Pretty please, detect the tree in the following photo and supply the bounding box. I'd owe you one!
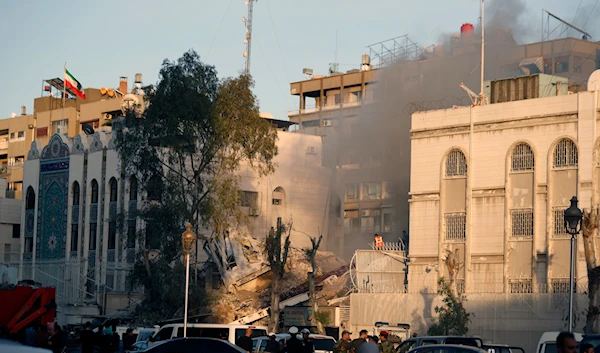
[582,208,600,333]
[115,50,278,320]
[305,234,323,333]
[427,249,470,336]
[265,217,291,332]
[427,278,471,336]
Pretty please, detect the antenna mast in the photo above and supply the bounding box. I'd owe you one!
[478,0,487,105]
[243,0,257,75]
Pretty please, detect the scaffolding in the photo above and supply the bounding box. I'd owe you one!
[366,35,425,68]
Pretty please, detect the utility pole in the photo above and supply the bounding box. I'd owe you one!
[243,0,257,76]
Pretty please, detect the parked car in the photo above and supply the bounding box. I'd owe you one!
[397,336,483,353]
[0,339,52,353]
[481,344,525,353]
[144,337,246,353]
[577,334,600,351]
[536,331,584,353]
[407,344,488,353]
[252,333,336,353]
[149,323,268,348]
[125,340,148,352]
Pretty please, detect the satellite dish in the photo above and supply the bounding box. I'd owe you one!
[107,89,115,97]
[11,113,16,118]
[100,87,107,95]
[121,94,142,115]
[82,123,95,135]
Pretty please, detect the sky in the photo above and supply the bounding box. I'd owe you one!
[0,0,597,121]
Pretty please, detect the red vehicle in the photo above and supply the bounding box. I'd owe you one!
[0,281,56,336]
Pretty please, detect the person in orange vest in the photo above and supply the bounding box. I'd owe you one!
[373,234,383,248]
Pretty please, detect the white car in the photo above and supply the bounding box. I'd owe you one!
[252,333,336,353]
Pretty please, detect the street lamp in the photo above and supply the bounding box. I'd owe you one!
[564,196,583,333]
[181,223,197,338]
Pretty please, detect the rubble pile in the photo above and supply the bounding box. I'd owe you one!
[208,248,348,324]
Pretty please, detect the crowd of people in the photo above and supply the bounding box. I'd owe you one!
[17,321,137,353]
[235,326,319,353]
[334,329,412,353]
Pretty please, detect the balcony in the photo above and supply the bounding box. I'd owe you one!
[288,101,362,117]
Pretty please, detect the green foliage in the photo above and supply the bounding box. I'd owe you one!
[314,311,331,326]
[265,219,291,277]
[115,49,278,321]
[427,279,471,336]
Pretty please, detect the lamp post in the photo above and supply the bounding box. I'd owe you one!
[564,196,583,333]
[181,223,197,338]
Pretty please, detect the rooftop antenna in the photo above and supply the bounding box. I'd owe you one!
[243,0,257,75]
[542,8,592,41]
[479,0,487,105]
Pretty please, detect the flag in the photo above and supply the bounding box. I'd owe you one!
[64,68,86,99]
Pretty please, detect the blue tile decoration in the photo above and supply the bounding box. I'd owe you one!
[25,209,35,235]
[23,253,32,261]
[36,169,69,260]
[41,135,70,160]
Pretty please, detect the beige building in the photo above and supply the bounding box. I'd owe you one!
[0,76,144,200]
[289,34,600,259]
[407,70,600,294]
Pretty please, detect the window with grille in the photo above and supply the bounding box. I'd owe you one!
[509,278,533,293]
[445,150,467,177]
[456,280,465,295]
[551,278,571,293]
[511,209,533,239]
[553,139,578,168]
[511,143,534,171]
[553,207,569,238]
[445,212,466,241]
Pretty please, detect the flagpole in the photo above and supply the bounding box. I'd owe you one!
[63,63,66,121]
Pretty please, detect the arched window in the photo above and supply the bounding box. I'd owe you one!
[445,149,467,177]
[511,143,535,171]
[109,177,118,202]
[129,176,138,200]
[26,187,35,210]
[72,182,80,206]
[553,139,578,168]
[147,175,163,202]
[272,187,285,205]
[91,179,99,204]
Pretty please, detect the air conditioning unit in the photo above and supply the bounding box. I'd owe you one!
[361,210,371,217]
[323,119,333,127]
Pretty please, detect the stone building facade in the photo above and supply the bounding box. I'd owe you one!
[408,73,600,294]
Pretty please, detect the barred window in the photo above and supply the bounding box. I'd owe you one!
[445,212,466,241]
[511,143,534,171]
[511,209,533,239]
[456,279,465,295]
[445,150,467,177]
[551,278,571,293]
[509,278,533,294]
[553,139,578,168]
[553,207,569,238]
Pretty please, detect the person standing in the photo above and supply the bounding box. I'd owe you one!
[358,337,380,353]
[123,328,136,352]
[35,324,49,348]
[557,332,577,353]
[284,327,303,353]
[47,323,62,353]
[80,322,95,353]
[352,330,369,352]
[111,325,120,352]
[334,330,353,353]
[236,327,254,353]
[580,344,594,353]
[266,332,281,353]
[378,331,393,353]
[301,329,314,353]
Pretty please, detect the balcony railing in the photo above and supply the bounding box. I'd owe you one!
[288,101,363,116]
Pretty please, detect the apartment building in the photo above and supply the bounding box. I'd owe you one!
[407,69,600,294]
[289,31,600,259]
[0,75,144,200]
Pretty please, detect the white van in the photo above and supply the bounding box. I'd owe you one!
[148,323,268,348]
[252,333,336,353]
[536,331,584,353]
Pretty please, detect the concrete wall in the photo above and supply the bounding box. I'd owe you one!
[350,292,588,353]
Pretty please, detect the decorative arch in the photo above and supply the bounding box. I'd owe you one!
[72,182,80,206]
[443,148,467,178]
[510,142,535,172]
[91,179,99,204]
[551,137,578,169]
[72,135,86,155]
[89,133,104,153]
[109,177,118,202]
[41,134,70,159]
[27,141,40,160]
[129,175,138,200]
[272,186,285,205]
[26,186,35,210]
